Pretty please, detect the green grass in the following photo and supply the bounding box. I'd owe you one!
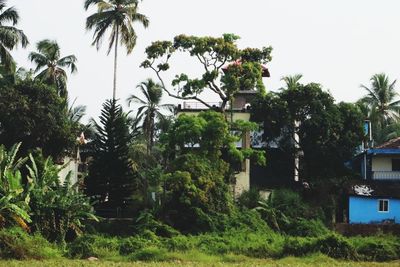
[0,254,399,267]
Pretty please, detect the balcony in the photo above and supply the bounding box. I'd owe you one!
[372,171,400,180]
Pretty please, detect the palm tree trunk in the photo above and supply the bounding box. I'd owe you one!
[113,27,119,100]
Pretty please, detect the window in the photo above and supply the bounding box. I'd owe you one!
[392,159,400,171]
[378,199,389,212]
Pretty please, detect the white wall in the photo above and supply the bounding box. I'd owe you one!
[372,157,392,171]
[58,157,79,185]
[371,156,400,171]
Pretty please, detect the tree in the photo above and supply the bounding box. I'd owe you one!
[28,40,77,98]
[0,0,28,71]
[0,80,76,158]
[359,73,400,143]
[141,34,272,112]
[251,82,364,181]
[127,78,173,153]
[85,99,136,208]
[160,111,265,232]
[84,0,149,99]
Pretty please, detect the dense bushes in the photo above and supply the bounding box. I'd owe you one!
[1,226,399,262]
[283,234,356,260]
[0,228,60,260]
[351,236,400,262]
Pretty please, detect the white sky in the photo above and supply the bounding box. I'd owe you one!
[8,0,400,120]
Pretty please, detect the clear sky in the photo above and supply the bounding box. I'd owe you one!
[7,0,400,120]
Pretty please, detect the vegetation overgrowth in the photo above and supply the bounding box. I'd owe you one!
[0,0,399,264]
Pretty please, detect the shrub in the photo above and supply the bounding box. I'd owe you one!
[356,239,398,262]
[129,246,169,261]
[67,234,120,259]
[119,236,153,255]
[0,228,60,260]
[161,235,195,252]
[67,235,97,258]
[286,219,330,237]
[283,237,316,257]
[316,234,357,260]
[134,210,179,238]
[237,188,262,209]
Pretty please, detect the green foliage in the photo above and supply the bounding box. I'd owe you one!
[0,80,76,158]
[134,210,179,238]
[85,99,137,208]
[316,234,357,260]
[251,82,364,181]
[28,39,77,98]
[142,34,272,111]
[0,1,29,72]
[0,227,60,260]
[128,246,169,261]
[0,143,31,230]
[84,0,149,55]
[236,188,262,209]
[160,111,266,233]
[285,219,329,237]
[351,236,400,262]
[27,153,98,244]
[67,234,120,259]
[283,234,357,260]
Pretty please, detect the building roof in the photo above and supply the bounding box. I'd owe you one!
[345,180,400,199]
[376,137,400,149]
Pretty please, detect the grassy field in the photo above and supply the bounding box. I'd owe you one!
[0,254,399,267]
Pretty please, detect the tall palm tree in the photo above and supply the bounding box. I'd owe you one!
[84,0,149,100]
[127,78,173,153]
[360,73,400,127]
[0,0,29,71]
[281,74,303,90]
[28,40,77,98]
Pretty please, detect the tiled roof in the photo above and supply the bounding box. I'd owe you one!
[376,137,400,149]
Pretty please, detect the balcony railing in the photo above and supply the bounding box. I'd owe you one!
[182,101,223,110]
[372,171,400,180]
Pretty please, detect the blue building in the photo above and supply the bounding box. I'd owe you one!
[347,183,400,224]
[347,137,400,224]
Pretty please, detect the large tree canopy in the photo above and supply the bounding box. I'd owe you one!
[141,34,272,112]
[0,80,76,158]
[251,82,364,181]
[160,111,265,232]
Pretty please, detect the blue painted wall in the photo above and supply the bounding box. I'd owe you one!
[349,196,400,224]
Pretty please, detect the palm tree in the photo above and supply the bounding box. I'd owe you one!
[0,0,28,71]
[84,0,149,100]
[127,78,173,153]
[28,40,77,98]
[360,74,400,126]
[281,74,303,90]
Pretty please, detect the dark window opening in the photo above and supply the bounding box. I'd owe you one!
[378,199,389,212]
[392,159,400,171]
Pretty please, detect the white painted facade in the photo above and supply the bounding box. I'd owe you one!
[371,157,393,171]
[371,155,400,180]
[58,156,79,185]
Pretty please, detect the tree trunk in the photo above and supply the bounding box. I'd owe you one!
[113,27,119,100]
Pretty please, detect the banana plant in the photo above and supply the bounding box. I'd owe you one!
[0,143,31,230]
[27,154,98,245]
